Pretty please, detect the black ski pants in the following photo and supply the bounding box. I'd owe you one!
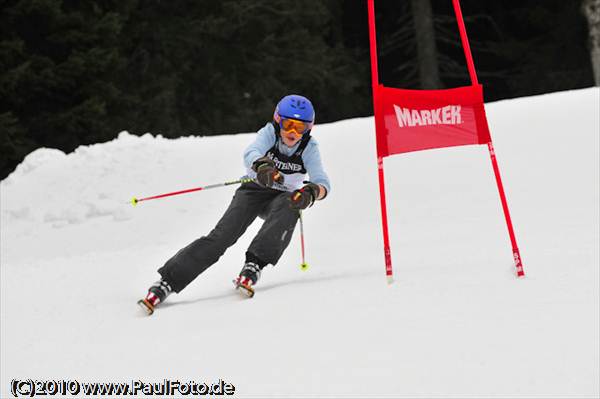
[158,182,299,292]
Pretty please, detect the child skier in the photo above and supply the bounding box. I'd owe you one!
[139,94,331,314]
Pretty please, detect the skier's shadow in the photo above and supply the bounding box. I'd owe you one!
[159,290,242,309]
[258,270,373,292]
[159,270,374,309]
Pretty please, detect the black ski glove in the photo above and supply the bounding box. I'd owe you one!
[289,183,321,210]
[252,156,283,188]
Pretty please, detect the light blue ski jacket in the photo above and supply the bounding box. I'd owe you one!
[243,123,331,195]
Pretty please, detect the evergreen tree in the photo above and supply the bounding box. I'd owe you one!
[1,0,132,177]
[119,0,369,136]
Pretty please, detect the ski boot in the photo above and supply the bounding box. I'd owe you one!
[233,262,261,298]
[137,279,173,315]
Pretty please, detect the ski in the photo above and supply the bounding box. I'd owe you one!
[138,280,253,315]
[137,298,155,316]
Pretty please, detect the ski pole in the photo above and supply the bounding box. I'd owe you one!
[130,177,254,206]
[299,210,309,271]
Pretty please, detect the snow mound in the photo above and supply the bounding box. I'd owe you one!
[1,132,172,227]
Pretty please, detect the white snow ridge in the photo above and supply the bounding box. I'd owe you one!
[1,88,599,398]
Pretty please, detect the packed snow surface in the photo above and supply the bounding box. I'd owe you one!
[1,88,599,398]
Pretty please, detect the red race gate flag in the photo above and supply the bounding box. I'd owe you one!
[374,84,491,157]
[368,0,524,282]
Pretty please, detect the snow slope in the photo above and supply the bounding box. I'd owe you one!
[1,88,599,398]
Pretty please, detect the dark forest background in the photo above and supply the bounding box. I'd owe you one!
[1,0,596,179]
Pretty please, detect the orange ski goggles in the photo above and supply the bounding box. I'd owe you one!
[279,118,312,136]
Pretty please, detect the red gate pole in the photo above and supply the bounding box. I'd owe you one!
[452,0,525,277]
[368,0,394,283]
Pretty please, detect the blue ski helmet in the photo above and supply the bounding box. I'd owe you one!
[273,95,315,127]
